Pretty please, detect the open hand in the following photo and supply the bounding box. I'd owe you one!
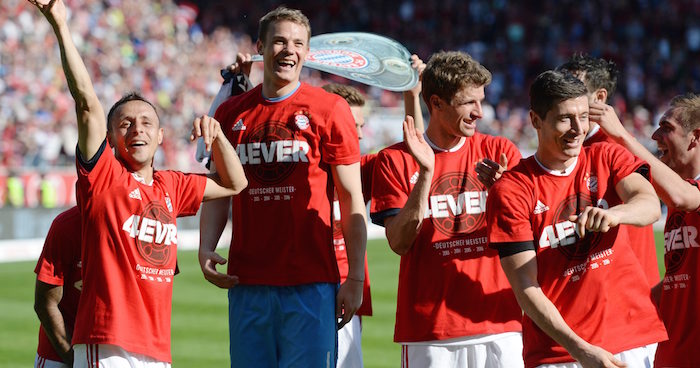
[403,115,434,172]
[198,249,238,289]
[28,0,66,24]
[476,153,508,189]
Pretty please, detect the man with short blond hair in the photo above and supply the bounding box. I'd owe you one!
[591,92,700,367]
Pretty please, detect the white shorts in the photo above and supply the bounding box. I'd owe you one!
[73,344,171,368]
[401,332,524,368]
[536,343,658,368]
[337,315,363,368]
[35,354,68,368]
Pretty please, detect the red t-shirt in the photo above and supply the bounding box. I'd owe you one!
[73,143,207,362]
[333,153,376,316]
[370,133,523,342]
[487,143,667,368]
[655,179,700,367]
[215,83,360,285]
[34,206,81,362]
[584,128,660,286]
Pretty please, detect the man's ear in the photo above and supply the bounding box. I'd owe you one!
[256,39,263,55]
[429,95,442,112]
[593,88,608,104]
[530,110,542,130]
[690,128,700,148]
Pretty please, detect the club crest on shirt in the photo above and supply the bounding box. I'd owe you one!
[585,174,599,193]
[294,111,310,130]
[164,194,173,213]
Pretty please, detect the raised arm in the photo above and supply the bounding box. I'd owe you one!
[29,0,105,161]
[500,250,626,368]
[332,161,368,328]
[403,54,426,131]
[591,102,700,211]
[383,116,435,255]
[34,281,73,365]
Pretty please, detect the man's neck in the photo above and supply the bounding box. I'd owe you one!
[425,124,466,152]
[534,151,577,175]
[262,79,301,100]
[121,158,154,185]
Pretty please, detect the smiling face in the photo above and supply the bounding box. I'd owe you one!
[652,107,694,175]
[532,95,590,170]
[107,100,163,172]
[257,20,309,97]
[428,86,485,139]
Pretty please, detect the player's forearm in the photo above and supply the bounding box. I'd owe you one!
[210,135,247,195]
[608,193,660,227]
[339,193,367,279]
[403,90,424,131]
[52,21,97,109]
[385,168,433,255]
[502,252,598,363]
[619,134,700,211]
[516,286,592,361]
[199,197,230,253]
[46,14,105,160]
[34,297,72,363]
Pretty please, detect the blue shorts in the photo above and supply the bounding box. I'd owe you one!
[228,283,337,368]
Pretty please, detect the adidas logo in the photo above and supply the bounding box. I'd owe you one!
[129,188,142,200]
[231,119,246,131]
[409,171,419,184]
[533,200,549,214]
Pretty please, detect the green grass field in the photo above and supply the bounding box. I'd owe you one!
[0,235,665,367]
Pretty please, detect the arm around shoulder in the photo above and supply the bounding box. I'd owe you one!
[193,115,247,201]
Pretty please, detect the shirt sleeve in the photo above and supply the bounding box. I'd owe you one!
[75,140,125,205]
[171,171,208,217]
[319,97,361,166]
[604,142,649,186]
[370,147,411,226]
[486,172,536,246]
[34,207,81,286]
[34,217,67,285]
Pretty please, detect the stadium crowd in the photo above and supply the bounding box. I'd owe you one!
[2,0,699,170]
